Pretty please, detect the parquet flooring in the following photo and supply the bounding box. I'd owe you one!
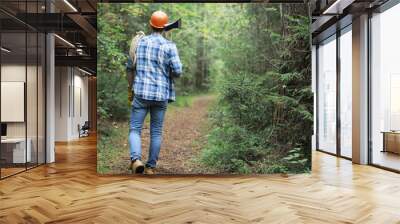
[1,135,400,223]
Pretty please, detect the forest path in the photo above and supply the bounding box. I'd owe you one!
[154,94,216,174]
[111,94,216,174]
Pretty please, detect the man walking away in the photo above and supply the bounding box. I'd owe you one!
[127,10,182,175]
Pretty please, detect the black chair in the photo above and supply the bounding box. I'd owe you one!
[79,121,90,138]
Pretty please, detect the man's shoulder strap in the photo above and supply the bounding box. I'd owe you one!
[129,31,145,65]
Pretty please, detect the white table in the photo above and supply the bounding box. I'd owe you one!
[1,138,31,163]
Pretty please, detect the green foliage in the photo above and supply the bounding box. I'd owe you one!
[97,121,130,174]
[170,95,194,108]
[200,4,312,174]
[282,147,309,173]
[97,3,131,133]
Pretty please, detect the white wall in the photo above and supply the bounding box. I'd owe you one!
[1,65,42,137]
[55,67,69,141]
[1,82,25,122]
[1,63,46,164]
[55,67,89,141]
[1,65,26,139]
[72,72,89,138]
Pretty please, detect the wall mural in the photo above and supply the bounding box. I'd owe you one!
[97,3,312,175]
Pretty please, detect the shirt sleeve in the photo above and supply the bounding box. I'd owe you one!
[168,43,182,77]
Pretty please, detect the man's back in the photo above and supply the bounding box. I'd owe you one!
[134,33,182,102]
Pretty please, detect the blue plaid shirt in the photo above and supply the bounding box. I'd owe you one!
[126,33,182,102]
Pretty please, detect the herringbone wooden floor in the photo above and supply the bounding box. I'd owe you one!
[1,135,400,224]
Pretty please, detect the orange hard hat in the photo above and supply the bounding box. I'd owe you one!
[150,11,169,29]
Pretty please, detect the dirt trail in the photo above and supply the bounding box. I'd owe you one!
[112,95,216,174]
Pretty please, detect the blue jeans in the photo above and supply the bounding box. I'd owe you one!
[129,96,168,168]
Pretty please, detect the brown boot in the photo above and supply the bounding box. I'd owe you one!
[130,160,144,174]
[144,167,155,175]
